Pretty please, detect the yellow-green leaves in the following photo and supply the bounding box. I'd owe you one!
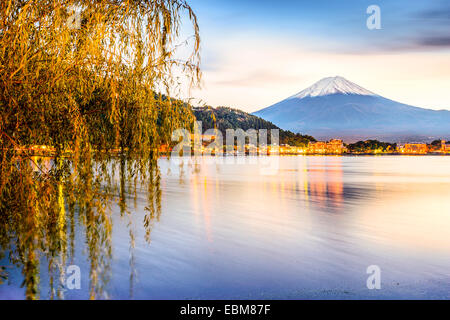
[0,0,200,299]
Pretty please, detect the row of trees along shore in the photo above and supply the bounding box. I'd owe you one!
[0,0,200,299]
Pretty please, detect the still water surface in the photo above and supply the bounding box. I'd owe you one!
[1,156,450,299]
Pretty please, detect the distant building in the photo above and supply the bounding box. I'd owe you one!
[279,144,305,154]
[441,140,449,153]
[308,141,327,154]
[159,144,169,153]
[308,139,345,154]
[25,145,56,154]
[190,134,216,143]
[327,139,346,154]
[398,143,428,154]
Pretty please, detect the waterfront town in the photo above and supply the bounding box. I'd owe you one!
[179,132,449,156]
[280,139,449,155]
[182,137,447,155]
[18,139,450,156]
[184,134,450,155]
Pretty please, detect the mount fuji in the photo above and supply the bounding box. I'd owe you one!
[253,76,450,142]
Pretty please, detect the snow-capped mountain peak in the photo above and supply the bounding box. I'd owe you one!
[253,76,450,142]
[289,76,376,99]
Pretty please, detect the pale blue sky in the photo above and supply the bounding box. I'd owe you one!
[180,0,450,111]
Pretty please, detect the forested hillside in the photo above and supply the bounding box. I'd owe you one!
[193,106,316,147]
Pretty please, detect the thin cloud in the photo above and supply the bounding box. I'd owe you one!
[213,71,307,87]
[418,36,450,48]
[417,4,450,21]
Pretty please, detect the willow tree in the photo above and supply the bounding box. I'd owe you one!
[0,0,200,299]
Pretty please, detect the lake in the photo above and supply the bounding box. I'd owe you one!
[1,156,450,299]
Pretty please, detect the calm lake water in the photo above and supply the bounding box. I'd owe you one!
[1,156,450,299]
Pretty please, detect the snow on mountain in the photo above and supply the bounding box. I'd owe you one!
[289,76,376,99]
[253,76,450,142]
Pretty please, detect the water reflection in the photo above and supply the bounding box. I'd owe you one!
[0,156,161,299]
[1,156,450,299]
[305,157,344,211]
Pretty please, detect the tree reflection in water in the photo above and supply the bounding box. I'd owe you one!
[0,155,162,300]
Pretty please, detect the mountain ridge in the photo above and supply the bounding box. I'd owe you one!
[253,77,450,143]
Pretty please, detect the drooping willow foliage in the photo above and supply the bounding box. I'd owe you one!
[0,0,200,299]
